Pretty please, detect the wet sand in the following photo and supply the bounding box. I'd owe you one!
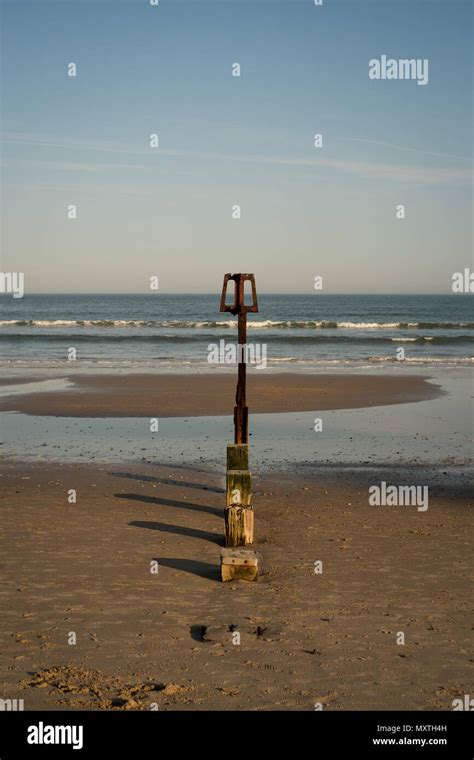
[0,460,471,711]
[0,373,442,417]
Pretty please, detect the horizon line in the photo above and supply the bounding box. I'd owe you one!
[1,292,467,297]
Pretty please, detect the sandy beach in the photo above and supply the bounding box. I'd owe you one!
[0,370,472,711]
[0,458,471,711]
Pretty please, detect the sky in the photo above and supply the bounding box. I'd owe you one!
[1,0,472,294]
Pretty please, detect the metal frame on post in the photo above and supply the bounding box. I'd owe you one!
[220,273,258,444]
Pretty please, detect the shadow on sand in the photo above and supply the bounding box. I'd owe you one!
[116,492,222,517]
[112,470,224,494]
[152,557,221,582]
[129,519,223,545]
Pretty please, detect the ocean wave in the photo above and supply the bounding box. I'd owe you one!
[1,356,472,369]
[1,333,471,345]
[367,356,474,364]
[1,319,473,330]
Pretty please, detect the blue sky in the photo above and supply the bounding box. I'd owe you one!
[1,0,472,293]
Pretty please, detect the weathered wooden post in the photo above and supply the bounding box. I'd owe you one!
[219,273,260,581]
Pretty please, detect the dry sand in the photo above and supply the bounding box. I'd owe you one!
[0,459,471,711]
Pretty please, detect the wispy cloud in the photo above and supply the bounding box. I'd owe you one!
[2,132,472,185]
[340,136,471,162]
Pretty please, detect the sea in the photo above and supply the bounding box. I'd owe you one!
[0,293,472,373]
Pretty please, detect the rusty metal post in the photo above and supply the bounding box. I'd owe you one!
[220,273,258,444]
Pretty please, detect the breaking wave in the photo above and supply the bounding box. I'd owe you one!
[1,319,473,330]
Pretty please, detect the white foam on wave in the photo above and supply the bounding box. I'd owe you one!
[1,318,473,330]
